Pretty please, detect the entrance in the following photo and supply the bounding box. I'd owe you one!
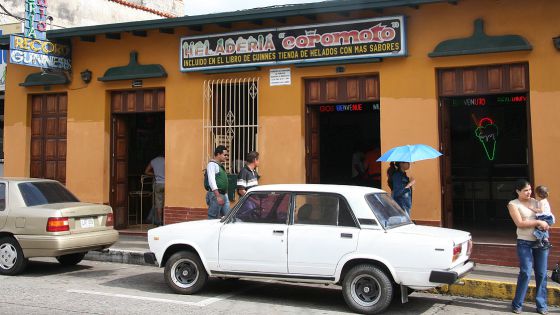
[442,94,529,231]
[438,63,531,236]
[305,76,381,186]
[110,89,165,229]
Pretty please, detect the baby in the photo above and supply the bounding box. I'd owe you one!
[532,185,554,249]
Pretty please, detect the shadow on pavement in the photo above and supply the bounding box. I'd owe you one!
[98,274,439,314]
[20,259,92,277]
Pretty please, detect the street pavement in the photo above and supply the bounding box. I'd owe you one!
[1,257,556,315]
[82,234,560,309]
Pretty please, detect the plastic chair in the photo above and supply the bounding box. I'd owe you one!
[128,175,153,227]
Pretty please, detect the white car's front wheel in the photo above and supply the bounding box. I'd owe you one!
[342,264,393,314]
[164,251,208,294]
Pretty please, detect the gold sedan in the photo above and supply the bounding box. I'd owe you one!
[0,178,118,275]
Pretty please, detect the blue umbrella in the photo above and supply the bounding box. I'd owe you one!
[377,144,442,162]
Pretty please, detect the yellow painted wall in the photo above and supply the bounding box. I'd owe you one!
[4,0,560,223]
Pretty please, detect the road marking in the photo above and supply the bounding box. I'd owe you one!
[67,283,265,307]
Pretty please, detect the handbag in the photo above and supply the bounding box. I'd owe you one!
[551,262,560,283]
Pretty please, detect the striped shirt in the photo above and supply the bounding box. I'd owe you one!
[237,165,259,192]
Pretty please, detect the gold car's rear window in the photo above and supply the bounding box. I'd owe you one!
[18,182,79,206]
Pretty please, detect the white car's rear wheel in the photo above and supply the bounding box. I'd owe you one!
[342,264,393,314]
[0,237,28,276]
[164,251,208,294]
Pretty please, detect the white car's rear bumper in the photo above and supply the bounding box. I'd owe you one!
[429,260,476,284]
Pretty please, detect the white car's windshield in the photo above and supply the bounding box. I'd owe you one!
[365,193,411,229]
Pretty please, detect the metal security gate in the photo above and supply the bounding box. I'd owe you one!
[202,78,259,174]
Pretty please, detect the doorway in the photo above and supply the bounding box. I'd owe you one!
[442,94,529,232]
[110,89,165,229]
[308,103,380,185]
[305,76,381,186]
[438,63,531,239]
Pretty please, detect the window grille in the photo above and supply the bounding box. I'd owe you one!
[202,78,259,174]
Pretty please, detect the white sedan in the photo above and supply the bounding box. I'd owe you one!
[145,184,474,314]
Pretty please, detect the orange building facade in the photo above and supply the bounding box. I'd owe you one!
[2,0,559,266]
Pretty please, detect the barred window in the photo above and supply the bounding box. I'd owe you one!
[202,78,259,174]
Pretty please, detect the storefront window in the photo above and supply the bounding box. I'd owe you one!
[443,93,529,229]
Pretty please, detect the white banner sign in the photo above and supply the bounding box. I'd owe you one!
[269,68,291,86]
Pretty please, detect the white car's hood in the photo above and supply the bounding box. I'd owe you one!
[390,224,471,244]
[150,219,221,235]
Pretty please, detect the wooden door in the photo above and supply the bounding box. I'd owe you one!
[30,94,67,183]
[440,99,453,228]
[111,116,128,229]
[306,106,320,183]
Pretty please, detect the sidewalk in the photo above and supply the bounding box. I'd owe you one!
[84,233,560,306]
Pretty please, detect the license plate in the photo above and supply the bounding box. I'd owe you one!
[80,218,95,228]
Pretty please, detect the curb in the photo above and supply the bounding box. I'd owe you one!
[433,278,560,306]
[85,249,154,266]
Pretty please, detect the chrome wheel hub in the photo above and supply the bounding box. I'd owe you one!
[0,243,17,270]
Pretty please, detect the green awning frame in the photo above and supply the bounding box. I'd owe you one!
[429,19,532,58]
[295,57,382,68]
[98,51,167,81]
[19,72,70,87]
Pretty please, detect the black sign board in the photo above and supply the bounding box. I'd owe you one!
[180,16,406,72]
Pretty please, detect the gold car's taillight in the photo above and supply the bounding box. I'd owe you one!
[47,217,69,232]
[106,213,114,226]
[452,243,462,262]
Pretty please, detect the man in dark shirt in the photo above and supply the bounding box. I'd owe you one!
[237,151,260,197]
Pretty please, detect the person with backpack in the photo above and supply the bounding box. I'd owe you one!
[205,145,230,219]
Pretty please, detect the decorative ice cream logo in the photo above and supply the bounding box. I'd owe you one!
[474,117,498,161]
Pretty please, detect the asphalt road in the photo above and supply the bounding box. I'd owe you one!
[0,258,554,315]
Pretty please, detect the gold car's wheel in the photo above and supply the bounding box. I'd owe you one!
[164,251,208,294]
[0,237,28,276]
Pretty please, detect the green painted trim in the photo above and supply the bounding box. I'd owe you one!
[201,66,261,74]
[295,57,382,68]
[429,19,532,57]
[19,72,70,87]
[98,51,167,82]
[31,0,447,40]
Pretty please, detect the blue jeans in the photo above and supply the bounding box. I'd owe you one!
[512,239,549,312]
[534,214,554,242]
[206,191,230,219]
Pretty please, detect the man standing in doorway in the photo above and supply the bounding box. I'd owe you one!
[364,145,382,188]
[145,152,165,226]
[206,145,230,219]
[237,151,260,197]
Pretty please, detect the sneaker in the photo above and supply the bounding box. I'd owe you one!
[537,309,548,315]
[512,308,521,314]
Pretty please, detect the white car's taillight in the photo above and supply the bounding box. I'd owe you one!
[106,213,114,226]
[452,243,462,262]
[47,217,69,232]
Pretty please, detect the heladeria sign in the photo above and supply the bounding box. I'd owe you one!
[180,16,406,72]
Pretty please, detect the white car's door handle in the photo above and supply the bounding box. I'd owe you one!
[341,233,353,239]
[273,230,284,235]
